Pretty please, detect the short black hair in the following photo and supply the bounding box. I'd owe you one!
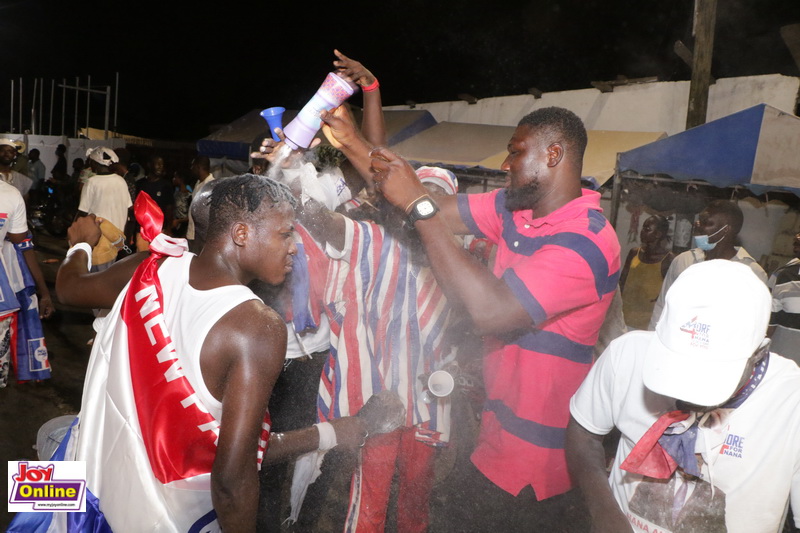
[517,107,588,164]
[706,199,744,235]
[206,174,296,241]
[648,214,671,235]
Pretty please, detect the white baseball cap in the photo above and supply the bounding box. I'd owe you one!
[643,260,770,406]
[88,146,119,166]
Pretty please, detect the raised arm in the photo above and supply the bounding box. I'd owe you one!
[565,417,632,532]
[320,106,375,187]
[55,215,147,309]
[332,49,386,147]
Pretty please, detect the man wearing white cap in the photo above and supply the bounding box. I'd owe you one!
[567,260,800,533]
[78,147,131,238]
[0,138,33,200]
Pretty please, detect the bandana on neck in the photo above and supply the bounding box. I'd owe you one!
[621,354,770,479]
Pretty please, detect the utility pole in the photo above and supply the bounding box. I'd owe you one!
[685,0,718,129]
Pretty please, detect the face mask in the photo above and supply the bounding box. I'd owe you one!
[694,224,728,251]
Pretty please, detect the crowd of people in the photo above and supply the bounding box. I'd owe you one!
[5,49,800,533]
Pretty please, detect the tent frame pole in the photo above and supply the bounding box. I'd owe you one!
[610,154,622,228]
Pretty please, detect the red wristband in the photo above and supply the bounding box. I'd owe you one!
[362,79,380,92]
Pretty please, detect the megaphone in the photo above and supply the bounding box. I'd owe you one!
[282,72,358,150]
[259,107,285,142]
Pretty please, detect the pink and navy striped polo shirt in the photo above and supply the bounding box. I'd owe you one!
[458,188,620,499]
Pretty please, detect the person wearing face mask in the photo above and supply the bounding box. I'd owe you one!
[647,200,767,330]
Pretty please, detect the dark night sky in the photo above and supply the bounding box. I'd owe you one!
[3,0,799,140]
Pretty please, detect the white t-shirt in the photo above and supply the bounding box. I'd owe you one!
[78,172,132,231]
[570,330,800,533]
[0,180,28,241]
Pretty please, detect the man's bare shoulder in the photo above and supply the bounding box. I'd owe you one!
[212,298,286,347]
[201,297,286,401]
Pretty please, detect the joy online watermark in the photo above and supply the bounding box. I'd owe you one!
[8,461,86,512]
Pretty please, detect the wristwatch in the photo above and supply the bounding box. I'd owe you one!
[407,195,439,226]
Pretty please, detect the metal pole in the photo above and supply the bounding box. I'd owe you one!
[104,86,110,140]
[74,76,78,137]
[31,78,37,134]
[49,79,54,135]
[86,75,91,137]
[10,79,14,133]
[18,78,22,134]
[61,78,66,136]
[39,78,44,134]
[609,154,622,229]
[114,72,119,134]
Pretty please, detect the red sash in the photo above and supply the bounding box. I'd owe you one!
[121,192,216,483]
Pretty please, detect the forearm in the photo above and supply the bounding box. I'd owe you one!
[565,418,630,531]
[263,426,321,465]
[212,469,259,533]
[338,136,375,188]
[361,90,386,147]
[414,215,528,334]
[22,248,50,299]
[55,250,145,308]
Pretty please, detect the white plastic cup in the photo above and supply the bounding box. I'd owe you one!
[422,370,455,403]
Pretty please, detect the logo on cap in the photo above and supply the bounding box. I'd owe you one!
[679,316,712,348]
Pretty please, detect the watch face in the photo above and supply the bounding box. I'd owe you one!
[417,200,435,217]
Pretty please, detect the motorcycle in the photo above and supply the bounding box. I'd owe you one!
[28,180,79,238]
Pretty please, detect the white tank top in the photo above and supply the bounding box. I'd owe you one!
[158,253,260,421]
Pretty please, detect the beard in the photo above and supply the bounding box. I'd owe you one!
[504,180,542,212]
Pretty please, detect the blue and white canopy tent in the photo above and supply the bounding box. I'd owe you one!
[609,104,800,226]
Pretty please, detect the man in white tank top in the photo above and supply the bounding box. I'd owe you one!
[50,175,368,532]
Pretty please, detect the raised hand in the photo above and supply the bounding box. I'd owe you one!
[319,106,361,150]
[67,214,102,248]
[369,147,428,211]
[333,49,376,87]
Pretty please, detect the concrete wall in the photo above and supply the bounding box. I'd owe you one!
[385,74,800,136]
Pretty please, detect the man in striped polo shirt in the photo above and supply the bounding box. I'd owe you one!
[327,106,621,530]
